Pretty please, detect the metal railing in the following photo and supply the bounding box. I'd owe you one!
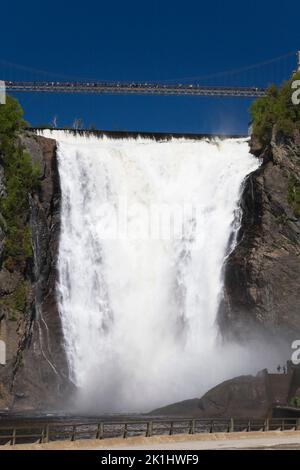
[0,417,299,446]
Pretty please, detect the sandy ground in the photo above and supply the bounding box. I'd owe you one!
[1,430,300,450]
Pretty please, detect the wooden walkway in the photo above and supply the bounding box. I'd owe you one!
[1,417,300,446]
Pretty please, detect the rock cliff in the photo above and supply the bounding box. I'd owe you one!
[0,132,70,410]
[220,128,300,344]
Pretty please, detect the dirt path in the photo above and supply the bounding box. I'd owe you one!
[2,430,300,450]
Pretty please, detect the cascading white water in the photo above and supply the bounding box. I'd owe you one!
[41,130,260,412]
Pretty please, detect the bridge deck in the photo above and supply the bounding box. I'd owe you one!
[5,81,267,98]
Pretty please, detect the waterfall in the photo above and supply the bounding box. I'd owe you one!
[41,131,259,412]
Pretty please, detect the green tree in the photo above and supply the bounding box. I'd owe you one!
[0,96,40,272]
[0,95,26,137]
[250,71,300,145]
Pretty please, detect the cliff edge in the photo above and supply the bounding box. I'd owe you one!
[220,128,300,343]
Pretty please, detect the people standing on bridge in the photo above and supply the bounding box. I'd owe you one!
[277,365,281,373]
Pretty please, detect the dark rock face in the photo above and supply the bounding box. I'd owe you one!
[152,362,300,419]
[152,365,300,419]
[152,373,270,418]
[0,132,71,410]
[220,129,300,343]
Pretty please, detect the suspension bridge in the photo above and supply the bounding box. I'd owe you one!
[1,51,300,99]
[4,81,266,97]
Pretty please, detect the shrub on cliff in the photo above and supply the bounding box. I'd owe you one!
[0,95,26,137]
[250,72,300,145]
[0,96,40,272]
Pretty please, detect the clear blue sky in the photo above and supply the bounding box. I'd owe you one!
[1,0,299,134]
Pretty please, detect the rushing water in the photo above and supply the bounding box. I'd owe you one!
[41,131,260,412]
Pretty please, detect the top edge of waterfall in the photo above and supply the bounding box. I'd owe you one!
[33,127,249,143]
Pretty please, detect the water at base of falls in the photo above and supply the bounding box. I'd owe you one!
[42,131,261,412]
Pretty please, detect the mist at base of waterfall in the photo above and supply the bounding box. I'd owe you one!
[40,130,279,413]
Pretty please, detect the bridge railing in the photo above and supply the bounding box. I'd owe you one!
[0,417,299,446]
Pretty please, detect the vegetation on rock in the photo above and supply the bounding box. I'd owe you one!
[0,96,40,273]
[250,72,300,218]
[0,96,40,324]
[250,72,300,145]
